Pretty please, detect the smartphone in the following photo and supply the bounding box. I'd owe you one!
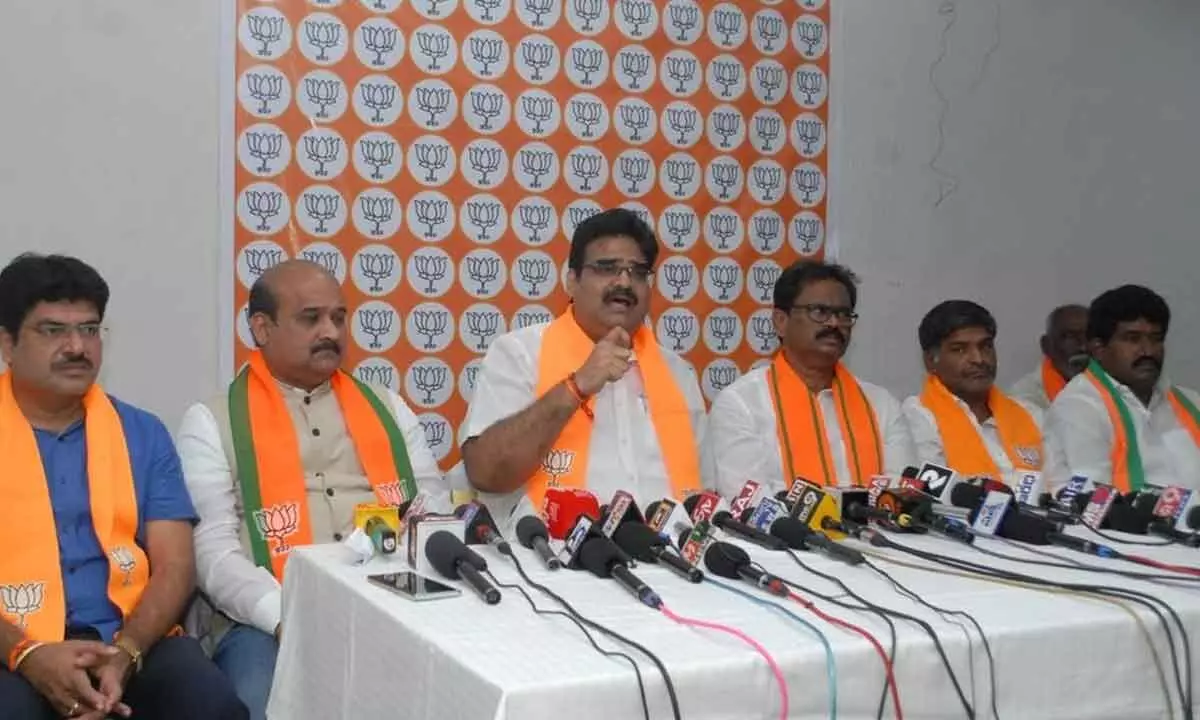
[367,571,461,602]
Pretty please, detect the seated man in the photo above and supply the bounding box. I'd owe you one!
[462,208,705,525]
[176,260,444,719]
[1009,304,1089,409]
[1047,285,1200,491]
[903,300,1045,484]
[704,261,914,497]
[0,254,245,719]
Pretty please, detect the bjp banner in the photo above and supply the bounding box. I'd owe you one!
[229,0,831,469]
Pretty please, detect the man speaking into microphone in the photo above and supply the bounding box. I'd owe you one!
[703,261,914,496]
[461,209,706,529]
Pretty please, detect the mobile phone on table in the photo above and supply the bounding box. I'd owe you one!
[367,571,461,602]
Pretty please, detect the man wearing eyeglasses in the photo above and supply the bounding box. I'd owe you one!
[903,300,1046,485]
[703,261,914,498]
[0,254,245,719]
[462,208,705,528]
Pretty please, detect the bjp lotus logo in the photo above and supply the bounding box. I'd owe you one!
[254,503,301,555]
[1016,446,1041,468]
[0,582,45,629]
[541,450,575,486]
[376,482,406,508]
[109,546,137,586]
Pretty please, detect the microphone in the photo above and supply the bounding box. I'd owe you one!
[917,462,963,504]
[765,514,864,565]
[425,530,501,605]
[783,481,848,540]
[455,502,510,553]
[1148,518,1200,547]
[613,522,704,583]
[542,488,601,540]
[515,515,563,570]
[728,479,765,518]
[598,490,641,538]
[702,542,788,596]
[577,536,662,609]
[1187,505,1200,532]
[1013,471,1047,507]
[364,516,398,555]
[683,494,785,550]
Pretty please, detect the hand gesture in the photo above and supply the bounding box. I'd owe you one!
[18,640,116,717]
[573,327,633,397]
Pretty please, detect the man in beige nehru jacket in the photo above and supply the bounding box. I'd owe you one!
[175,260,444,719]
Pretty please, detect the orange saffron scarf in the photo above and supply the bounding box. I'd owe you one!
[920,375,1044,480]
[1041,356,1067,403]
[228,351,418,579]
[769,355,882,488]
[529,312,700,510]
[0,373,149,642]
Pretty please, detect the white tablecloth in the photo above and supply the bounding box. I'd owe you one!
[267,526,1200,720]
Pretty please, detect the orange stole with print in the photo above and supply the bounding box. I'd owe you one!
[529,313,700,511]
[0,373,149,642]
[920,375,1044,479]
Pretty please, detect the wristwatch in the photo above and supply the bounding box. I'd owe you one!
[113,636,143,674]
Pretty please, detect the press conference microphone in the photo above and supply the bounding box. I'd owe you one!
[764,514,864,565]
[612,522,704,583]
[702,541,788,596]
[577,536,663,609]
[425,530,502,605]
[1148,518,1200,547]
[684,495,785,550]
[543,488,602,540]
[515,515,563,570]
[455,502,510,553]
[1188,506,1200,531]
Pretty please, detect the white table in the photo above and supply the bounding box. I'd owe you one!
[267,526,1200,720]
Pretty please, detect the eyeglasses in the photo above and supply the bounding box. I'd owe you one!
[582,261,655,283]
[27,321,108,342]
[791,304,858,326]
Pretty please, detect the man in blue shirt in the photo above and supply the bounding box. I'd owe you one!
[0,254,246,719]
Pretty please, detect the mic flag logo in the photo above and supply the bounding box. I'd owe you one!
[917,462,955,501]
[1059,475,1091,508]
[790,483,825,525]
[867,475,892,508]
[562,514,595,568]
[1153,486,1192,521]
[1015,472,1045,507]
[1081,486,1117,528]
[680,519,713,567]
[600,490,635,538]
[971,490,1011,536]
[729,479,762,517]
[748,497,787,532]
[687,492,721,524]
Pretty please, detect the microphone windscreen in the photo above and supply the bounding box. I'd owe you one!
[425,530,465,580]
[1188,505,1200,531]
[844,503,873,523]
[644,501,663,520]
[682,494,700,515]
[455,502,500,544]
[768,516,810,549]
[1002,509,1052,545]
[901,466,920,479]
[950,482,985,509]
[516,515,549,548]
[676,528,692,551]
[702,541,749,580]
[578,537,621,578]
[612,523,662,563]
[738,507,754,524]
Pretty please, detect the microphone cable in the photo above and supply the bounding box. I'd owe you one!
[859,557,999,720]
[497,545,683,720]
[862,533,1193,720]
[482,570,652,720]
[656,600,790,720]
[777,551,978,720]
[972,536,1200,586]
[703,578,839,720]
[859,547,1180,720]
[780,585,903,720]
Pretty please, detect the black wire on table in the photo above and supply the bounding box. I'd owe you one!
[497,546,683,720]
[779,549,978,720]
[968,539,1200,585]
[870,534,1193,720]
[861,557,1001,720]
[484,570,651,720]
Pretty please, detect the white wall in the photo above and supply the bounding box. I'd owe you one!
[0,0,1196,429]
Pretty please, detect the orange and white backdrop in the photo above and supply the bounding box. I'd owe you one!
[228,0,831,470]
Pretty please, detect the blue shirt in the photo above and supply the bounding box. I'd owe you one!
[34,396,197,641]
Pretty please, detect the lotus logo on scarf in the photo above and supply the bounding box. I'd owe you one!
[376,481,407,508]
[0,582,45,628]
[109,547,138,586]
[254,503,301,555]
[541,449,575,485]
[1015,446,1041,468]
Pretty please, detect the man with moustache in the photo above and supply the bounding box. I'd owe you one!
[0,254,245,719]
[904,300,1046,484]
[1047,285,1200,491]
[462,209,706,525]
[703,261,914,497]
[1010,304,1090,410]
[175,260,445,719]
